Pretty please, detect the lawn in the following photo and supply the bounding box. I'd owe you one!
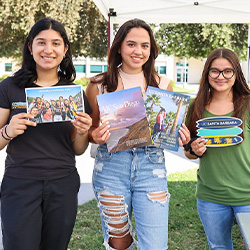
[68,168,246,250]
[173,85,196,93]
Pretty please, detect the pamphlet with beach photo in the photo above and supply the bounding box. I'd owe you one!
[25,85,84,124]
[145,86,190,151]
[97,87,153,153]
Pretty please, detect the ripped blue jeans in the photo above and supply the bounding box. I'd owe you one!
[93,144,170,250]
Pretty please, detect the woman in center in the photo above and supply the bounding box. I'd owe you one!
[86,18,187,250]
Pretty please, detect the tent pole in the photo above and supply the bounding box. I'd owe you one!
[107,14,110,54]
[107,8,116,55]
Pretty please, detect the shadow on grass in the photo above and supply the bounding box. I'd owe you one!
[68,169,245,250]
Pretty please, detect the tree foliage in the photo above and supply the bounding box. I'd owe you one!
[0,0,248,61]
[154,23,248,60]
[70,1,108,59]
[0,0,107,59]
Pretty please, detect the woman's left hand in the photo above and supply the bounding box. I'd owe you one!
[178,123,191,146]
[71,112,92,136]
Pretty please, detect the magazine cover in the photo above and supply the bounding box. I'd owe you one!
[25,85,84,123]
[145,86,190,151]
[97,87,153,153]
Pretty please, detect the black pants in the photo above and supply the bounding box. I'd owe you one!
[0,170,80,250]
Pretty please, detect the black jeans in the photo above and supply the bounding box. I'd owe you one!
[0,170,80,250]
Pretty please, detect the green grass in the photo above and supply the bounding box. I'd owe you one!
[173,86,196,93]
[68,168,245,250]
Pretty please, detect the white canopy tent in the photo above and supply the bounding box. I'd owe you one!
[93,0,250,82]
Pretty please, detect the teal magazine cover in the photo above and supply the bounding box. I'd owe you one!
[145,86,190,151]
[97,87,152,153]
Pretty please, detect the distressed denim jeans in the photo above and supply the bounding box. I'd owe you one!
[93,144,170,250]
[197,198,250,250]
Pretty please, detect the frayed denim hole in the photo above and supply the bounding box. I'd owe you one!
[147,190,170,205]
[147,149,165,164]
[96,147,113,161]
[97,190,135,248]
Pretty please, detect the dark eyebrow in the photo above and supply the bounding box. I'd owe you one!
[35,38,62,42]
[126,40,150,45]
[210,67,234,70]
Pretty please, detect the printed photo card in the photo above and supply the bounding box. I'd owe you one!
[25,85,84,123]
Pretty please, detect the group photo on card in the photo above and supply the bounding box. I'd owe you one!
[26,85,84,123]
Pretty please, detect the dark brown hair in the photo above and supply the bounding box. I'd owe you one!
[14,18,75,88]
[91,18,160,92]
[187,48,250,137]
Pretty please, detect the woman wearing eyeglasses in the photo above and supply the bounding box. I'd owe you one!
[178,48,250,250]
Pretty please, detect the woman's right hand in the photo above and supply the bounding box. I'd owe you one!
[7,113,37,138]
[91,122,111,144]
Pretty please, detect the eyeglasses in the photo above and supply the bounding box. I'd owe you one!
[208,68,235,79]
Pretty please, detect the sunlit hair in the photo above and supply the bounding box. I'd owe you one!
[91,18,160,92]
[14,18,76,87]
[187,48,250,138]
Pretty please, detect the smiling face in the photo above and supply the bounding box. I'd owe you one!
[45,102,50,108]
[29,29,68,75]
[119,27,151,74]
[208,58,236,95]
[30,107,39,117]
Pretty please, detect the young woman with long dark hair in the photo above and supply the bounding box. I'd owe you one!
[0,18,92,250]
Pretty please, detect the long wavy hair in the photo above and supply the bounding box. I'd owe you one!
[91,18,160,92]
[187,48,250,138]
[14,18,76,88]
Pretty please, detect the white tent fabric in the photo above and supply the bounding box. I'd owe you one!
[93,0,250,24]
[93,0,250,81]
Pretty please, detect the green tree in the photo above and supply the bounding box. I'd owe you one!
[154,23,248,60]
[0,0,107,59]
[71,0,108,59]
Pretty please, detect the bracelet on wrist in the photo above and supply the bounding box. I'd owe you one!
[183,137,204,158]
[189,146,204,158]
[183,138,197,152]
[4,125,13,140]
[1,125,11,141]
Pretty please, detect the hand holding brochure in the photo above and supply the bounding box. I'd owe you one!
[97,87,152,153]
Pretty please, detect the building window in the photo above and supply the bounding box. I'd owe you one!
[90,65,103,73]
[104,65,108,71]
[5,63,12,72]
[176,62,189,67]
[159,66,166,74]
[176,63,189,83]
[74,64,86,73]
